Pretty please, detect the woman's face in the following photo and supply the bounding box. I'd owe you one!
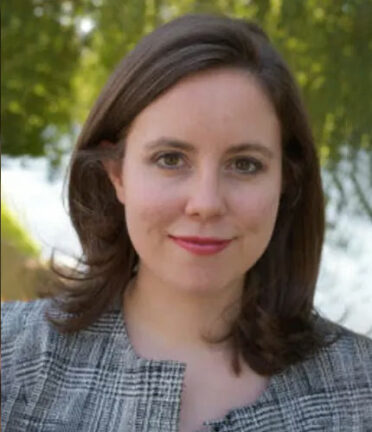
[108,68,282,294]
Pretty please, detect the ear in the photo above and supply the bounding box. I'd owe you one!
[100,140,126,205]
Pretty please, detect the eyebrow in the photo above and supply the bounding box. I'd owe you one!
[144,137,275,159]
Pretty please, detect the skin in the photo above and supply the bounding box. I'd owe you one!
[105,67,282,360]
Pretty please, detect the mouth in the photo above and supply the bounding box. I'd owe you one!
[168,235,233,256]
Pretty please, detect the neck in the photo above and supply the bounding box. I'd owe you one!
[123,263,244,362]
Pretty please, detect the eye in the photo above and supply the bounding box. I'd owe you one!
[228,157,263,175]
[154,152,185,169]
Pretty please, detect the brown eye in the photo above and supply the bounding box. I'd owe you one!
[231,157,263,174]
[155,152,185,169]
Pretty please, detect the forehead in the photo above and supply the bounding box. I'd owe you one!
[126,67,281,154]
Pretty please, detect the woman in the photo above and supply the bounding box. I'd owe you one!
[2,13,371,432]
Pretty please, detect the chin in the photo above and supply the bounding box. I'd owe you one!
[168,271,233,294]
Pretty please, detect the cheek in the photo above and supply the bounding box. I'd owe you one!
[233,186,281,231]
[124,173,182,232]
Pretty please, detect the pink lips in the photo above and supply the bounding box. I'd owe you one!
[169,235,232,256]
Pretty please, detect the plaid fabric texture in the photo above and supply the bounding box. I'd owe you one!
[2,299,372,431]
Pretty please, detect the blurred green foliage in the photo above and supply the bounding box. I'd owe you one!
[1,200,53,301]
[1,0,84,167]
[1,200,40,257]
[2,0,371,216]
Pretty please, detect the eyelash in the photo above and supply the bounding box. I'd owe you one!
[152,152,264,175]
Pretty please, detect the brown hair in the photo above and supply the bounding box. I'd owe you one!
[46,13,339,376]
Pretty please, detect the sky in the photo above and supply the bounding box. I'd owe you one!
[2,156,372,336]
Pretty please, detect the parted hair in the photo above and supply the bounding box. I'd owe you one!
[46,13,339,376]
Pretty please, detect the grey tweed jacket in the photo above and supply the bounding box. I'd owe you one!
[2,299,372,431]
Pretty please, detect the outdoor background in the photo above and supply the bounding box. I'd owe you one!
[2,0,371,335]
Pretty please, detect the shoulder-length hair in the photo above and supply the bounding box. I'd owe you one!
[46,13,338,376]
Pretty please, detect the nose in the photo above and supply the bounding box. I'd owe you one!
[185,169,227,220]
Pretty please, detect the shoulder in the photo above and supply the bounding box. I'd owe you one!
[1,298,132,429]
[2,299,53,415]
[1,298,127,388]
[2,298,49,336]
[315,316,372,376]
[2,299,57,385]
[269,317,372,428]
[260,318,372,430]
[294,316,372,393]
[2,299,52,358]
